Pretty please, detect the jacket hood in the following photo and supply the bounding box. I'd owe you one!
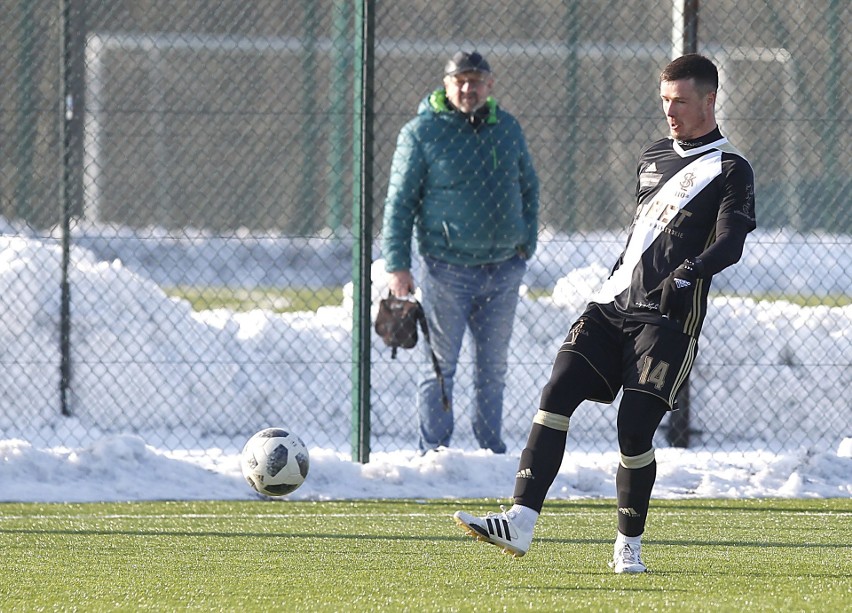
[417,89,498,124]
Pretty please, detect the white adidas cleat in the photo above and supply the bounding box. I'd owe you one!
[453,505,533,557]
[609,541,647,574]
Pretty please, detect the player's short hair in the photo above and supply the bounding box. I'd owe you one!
[660,54,718,94]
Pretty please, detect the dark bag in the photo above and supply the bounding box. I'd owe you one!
[375,294,422,356]
[374,293,450,411]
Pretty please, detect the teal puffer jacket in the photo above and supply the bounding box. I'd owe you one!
[381,89,539,271]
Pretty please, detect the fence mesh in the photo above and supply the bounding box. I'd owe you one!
[1,1,849,461]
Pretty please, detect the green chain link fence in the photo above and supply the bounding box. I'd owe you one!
[1,1,849,461]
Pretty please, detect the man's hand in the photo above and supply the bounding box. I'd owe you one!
[387,270,415,298]
[660,258,703,321]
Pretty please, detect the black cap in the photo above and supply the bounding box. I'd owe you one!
[444,51,491,76]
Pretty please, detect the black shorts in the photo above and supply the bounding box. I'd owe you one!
[557,303,698,409]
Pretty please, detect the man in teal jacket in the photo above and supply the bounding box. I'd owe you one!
[381,51,539,454]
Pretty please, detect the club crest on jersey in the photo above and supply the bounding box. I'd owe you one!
[674,278,692,289]
[676,171,696,197]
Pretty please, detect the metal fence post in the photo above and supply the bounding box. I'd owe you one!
[59,0,86,417]
[351,0,375,463]
[666,0,699,448]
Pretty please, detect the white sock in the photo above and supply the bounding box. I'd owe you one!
[616,531,641,547]
[508,504,539,532]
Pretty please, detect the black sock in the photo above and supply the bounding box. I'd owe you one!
[512,422,567,513]
[616,461,657,537]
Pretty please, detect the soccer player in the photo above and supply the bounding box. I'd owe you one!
[453,54,756,573]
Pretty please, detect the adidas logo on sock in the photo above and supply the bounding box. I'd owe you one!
[618,507,640,518]
[515,468,535,479]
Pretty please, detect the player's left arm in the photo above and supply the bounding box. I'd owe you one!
[691,155,757,277]
[660,156,755,320]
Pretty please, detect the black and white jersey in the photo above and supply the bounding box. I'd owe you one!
[591,127,756,337]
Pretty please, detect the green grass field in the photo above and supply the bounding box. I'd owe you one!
[164,285,850,314]
[1,498,848,611]
[163,286,344,313]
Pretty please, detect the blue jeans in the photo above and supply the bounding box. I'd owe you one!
[417,255,526,453]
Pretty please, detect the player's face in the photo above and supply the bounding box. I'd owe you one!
[660,78,716,141]
[443,71,494,114]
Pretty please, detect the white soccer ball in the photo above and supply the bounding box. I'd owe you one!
[240,428,310,496]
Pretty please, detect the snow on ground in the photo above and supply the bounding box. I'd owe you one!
[0,224,849,503]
